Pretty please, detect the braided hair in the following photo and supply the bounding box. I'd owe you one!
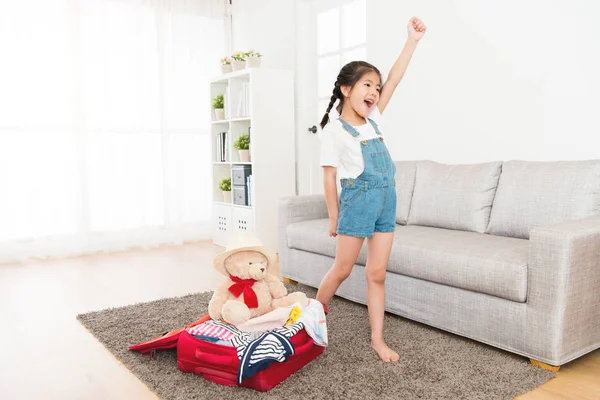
[320,61,382,129]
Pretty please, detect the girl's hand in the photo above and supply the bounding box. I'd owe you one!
[407,17,426,41]
[328,216,338,237]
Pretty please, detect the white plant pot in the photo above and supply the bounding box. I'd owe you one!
[246,56,262,68]
[238,149,250,162]
[222,191,232,203]
[221,64,232,74]
[232,60,246,71]
[214,108,225,120]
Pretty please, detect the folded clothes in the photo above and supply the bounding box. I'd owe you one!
[188,300,327,384]
[186,319,241,341]
[233,299,327,346]
[236,331,294,384]
[297,299,328,347]
[233,322,304,384]
[192,334,220,343]
[235,304,299,332]
[285,305,302,326]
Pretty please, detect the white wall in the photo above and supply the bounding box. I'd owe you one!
[230,0,600,194]
[368,0,600,163]
[231,0,296,71]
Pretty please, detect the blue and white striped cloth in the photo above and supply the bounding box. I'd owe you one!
[231,322,304,384]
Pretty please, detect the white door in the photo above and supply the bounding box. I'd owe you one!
[295,0,367,195]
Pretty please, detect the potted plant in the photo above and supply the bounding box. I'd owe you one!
[231,51,247,71]
[219,177,231,203]
[234,133,250,162]
[212,94,225,120]
[221,56,233,74]
[246,50,263,68]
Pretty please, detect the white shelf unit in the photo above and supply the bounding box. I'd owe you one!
[210,68,295,250]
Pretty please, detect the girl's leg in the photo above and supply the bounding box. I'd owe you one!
[316,234,364,305]
[366,231,398,362]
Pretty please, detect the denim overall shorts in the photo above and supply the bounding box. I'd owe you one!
[336,118,397,238]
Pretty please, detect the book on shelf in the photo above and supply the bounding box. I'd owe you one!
[223,91,227,120]
[246,174,253,206]
[216,131,227,162]
[236,82,251,118]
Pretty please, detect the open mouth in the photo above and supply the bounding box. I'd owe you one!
[364,99,374,109]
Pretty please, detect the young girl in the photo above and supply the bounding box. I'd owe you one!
[316,17,426,362]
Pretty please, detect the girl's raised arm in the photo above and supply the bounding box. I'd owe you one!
[378,17,427,114]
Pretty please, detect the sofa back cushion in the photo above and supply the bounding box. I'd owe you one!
[486,160,600,239]
[393,161,417,225]
[407,161,502,233]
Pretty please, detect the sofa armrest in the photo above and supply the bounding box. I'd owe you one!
[528,215,600,363]
[277,195,328,280]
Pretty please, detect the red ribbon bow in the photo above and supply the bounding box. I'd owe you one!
[228,275,258,309]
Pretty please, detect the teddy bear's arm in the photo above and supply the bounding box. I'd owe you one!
[208,281,232,320]
[264,273,287,299]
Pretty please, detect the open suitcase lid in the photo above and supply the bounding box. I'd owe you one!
[129,313,211,355]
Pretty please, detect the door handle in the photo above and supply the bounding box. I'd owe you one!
[308,125,317,134]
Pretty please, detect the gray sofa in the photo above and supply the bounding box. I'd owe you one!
[278,160,600,368]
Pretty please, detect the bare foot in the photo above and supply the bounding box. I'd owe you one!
[371,339,400,362]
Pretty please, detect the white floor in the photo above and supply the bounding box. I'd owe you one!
[0,242,223,400]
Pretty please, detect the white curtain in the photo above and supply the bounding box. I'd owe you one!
[0,0,226,262]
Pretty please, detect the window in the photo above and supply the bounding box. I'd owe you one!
[316,0,367,118]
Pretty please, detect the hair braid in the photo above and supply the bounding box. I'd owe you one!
[319,83,340,129]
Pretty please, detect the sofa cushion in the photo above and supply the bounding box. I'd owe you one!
[286,221,528,302]
[388,225,529,302]
[486,160,600,239]
[407,161,502,233]
[287,219,368,265]
[393,161,417,225]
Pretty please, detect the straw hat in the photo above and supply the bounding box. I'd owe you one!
[213,233,277,276]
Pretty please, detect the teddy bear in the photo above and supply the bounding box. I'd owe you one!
[208,233,308,326]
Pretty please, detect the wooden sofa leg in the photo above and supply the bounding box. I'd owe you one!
[281,277,298,285]
[530,359,561,372]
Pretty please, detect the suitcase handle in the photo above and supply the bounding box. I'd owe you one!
[293,336,315,356]
[195,348,239,365]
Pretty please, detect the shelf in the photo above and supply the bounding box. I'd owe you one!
[209,68,255,84]
[213,162,253,165]
[210,67,294,251]
[214,201,253,209]
[212,117,251,124]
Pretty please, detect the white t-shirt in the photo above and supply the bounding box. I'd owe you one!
[319,106,390,182]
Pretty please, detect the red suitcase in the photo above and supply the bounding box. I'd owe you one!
[177,327,325,391]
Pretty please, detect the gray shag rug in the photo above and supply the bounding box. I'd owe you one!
[77,284,555,400]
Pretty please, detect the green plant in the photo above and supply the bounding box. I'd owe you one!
[232,51,246,61]
[234,134,250,150]
[219,177,231,191]
[247,50,263,58]
[221,56,232,65]
[212,94,224,109]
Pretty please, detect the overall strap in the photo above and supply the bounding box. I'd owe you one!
[337,118,360,137]
[337,117,382,137]
[367,118,382,136]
